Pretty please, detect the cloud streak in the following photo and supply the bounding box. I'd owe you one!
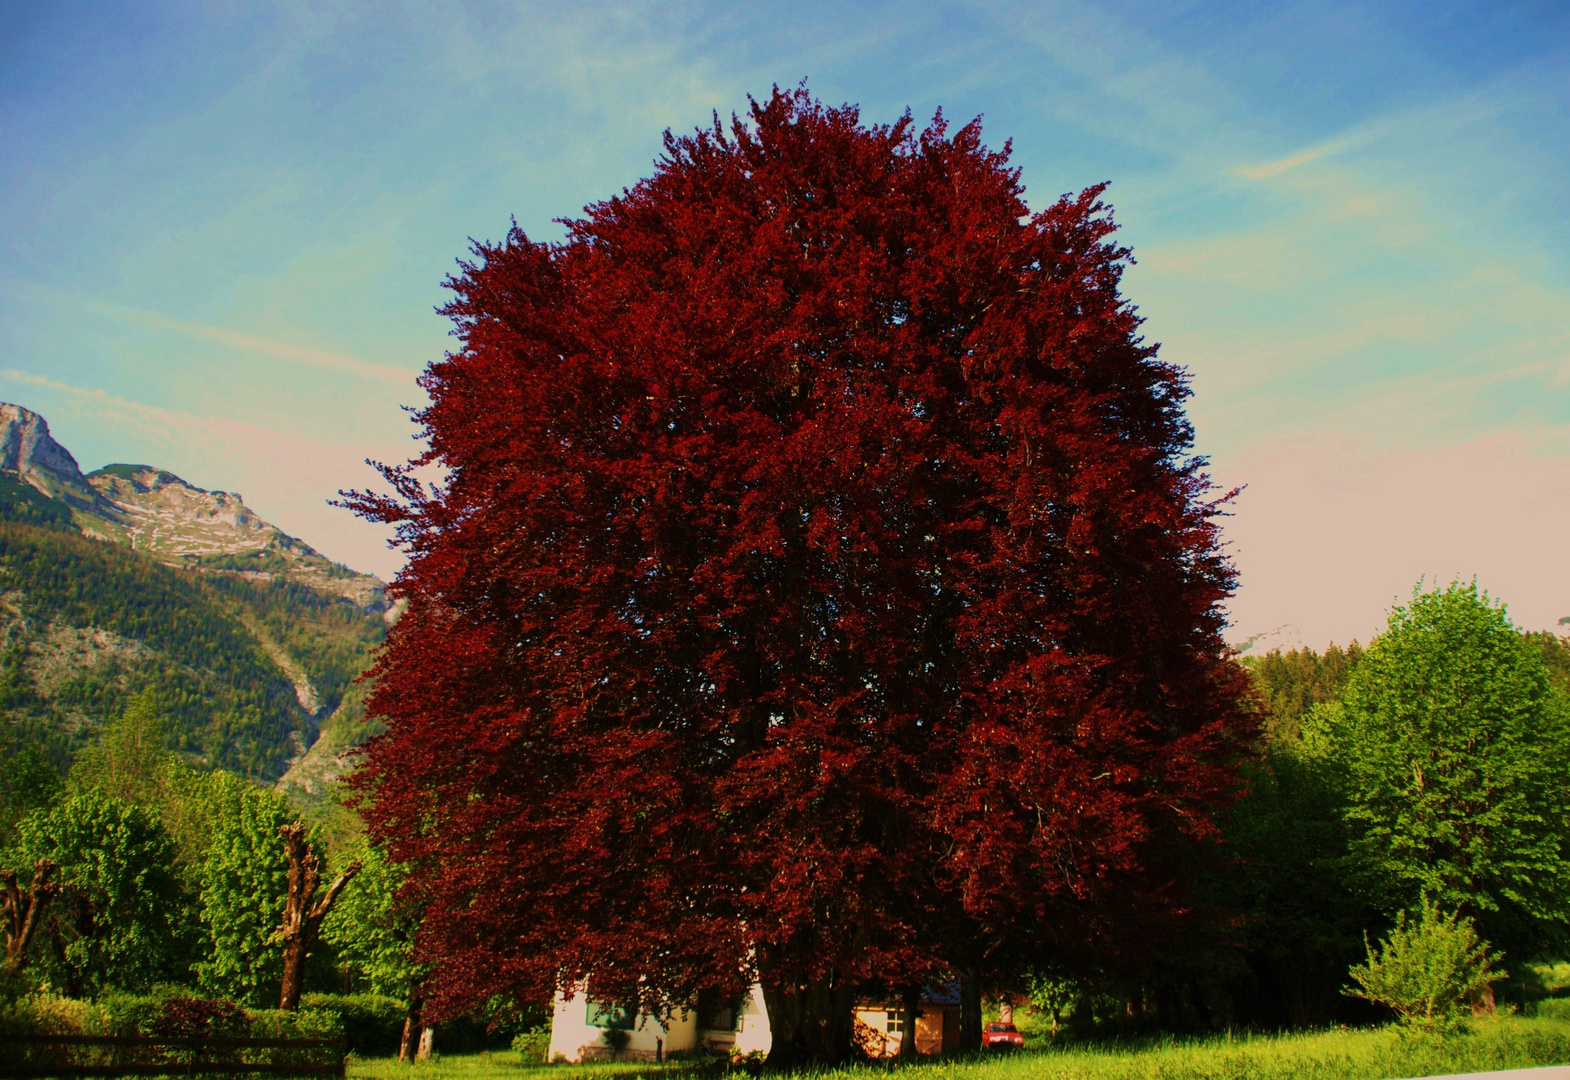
[94,303,416,386]
[1235,135,1361,181]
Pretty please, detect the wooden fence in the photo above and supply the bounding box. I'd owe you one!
[0,1034,348,1079]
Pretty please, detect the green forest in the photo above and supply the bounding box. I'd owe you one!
[0,517,383,779]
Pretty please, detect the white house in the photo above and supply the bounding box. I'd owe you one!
[547,983,772,1062]
[547,982,961,1062]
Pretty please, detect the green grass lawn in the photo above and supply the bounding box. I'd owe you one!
[347,1015,1570,1080]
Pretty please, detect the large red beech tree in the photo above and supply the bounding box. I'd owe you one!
[347,86,1254,1064]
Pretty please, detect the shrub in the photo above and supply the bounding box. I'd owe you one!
[247,1007,345,1042]
[147,996,249,1039]
[1536,998,1570,1021]
[1347,896,1505,1030]
[601,1026,631,1055]
[0,994,106,1036]
[511,1023,551,1062]
[97,986,198,1036]
[300,993,404,1056]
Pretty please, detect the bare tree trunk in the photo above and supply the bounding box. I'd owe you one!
[277,823,362,1010]
[416,1027,434,1061]
[2,859,59,972]
[399,988,424,1062]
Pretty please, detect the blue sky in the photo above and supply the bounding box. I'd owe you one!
[2,0,1567,646]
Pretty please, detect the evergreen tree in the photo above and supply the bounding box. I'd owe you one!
[1244,642,1363,741]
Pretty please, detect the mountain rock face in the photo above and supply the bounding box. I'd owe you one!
[83,464,385,610]
[0,403,100,507]
[0,403,383,611]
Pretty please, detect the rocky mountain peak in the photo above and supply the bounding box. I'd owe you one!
[0,402,387,612]
[0,402,97,506]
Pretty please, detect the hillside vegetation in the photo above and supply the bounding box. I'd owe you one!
[0,522,315,776]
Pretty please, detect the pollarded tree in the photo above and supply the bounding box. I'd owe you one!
[346,86,1254,1063]
[1310,580,1570,961]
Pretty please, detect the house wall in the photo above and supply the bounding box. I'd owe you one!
[731,983,772,1057]
[854,1003,958,1058]
[917,1005,960,1055]
[547,988,699,1063]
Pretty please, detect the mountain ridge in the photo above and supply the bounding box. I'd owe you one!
[0,402,386,788]
[0,403,386,610]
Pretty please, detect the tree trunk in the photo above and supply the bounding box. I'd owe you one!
[280,937,307,1012]
[959,971,981,1053]
[898,984,922,1060]
[2,858,59,972]
[276,822,361,1010]
[1187,980,1213,1032]
[761,973,856,1065]
[416,1026,435,1061]
[399,989,424,1062]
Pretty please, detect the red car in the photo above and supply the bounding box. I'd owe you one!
[983,1022,1025,1050]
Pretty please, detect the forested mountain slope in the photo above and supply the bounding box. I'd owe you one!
[0,403,388,784]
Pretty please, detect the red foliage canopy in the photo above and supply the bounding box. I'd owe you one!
[347,87,1254,1059]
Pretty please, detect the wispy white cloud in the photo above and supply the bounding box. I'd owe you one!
[92,303,415,386]
[1235,134,1362,181]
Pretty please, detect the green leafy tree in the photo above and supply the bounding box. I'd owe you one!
[323,840,427,1058]
[68,689,171,806]
[67,691,159,800]
[1219,740,1380,1026]
[1310,580,1570,958]
[1346,895,1504,1031]
[195,773,293,1007]
[66,692,222,883]
[1,741,63,846]
[1525,631,1570,696]
[1026,971,1078,1037]
[17,791,195,994]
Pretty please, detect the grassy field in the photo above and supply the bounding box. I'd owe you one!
[347,1015,1570,1080]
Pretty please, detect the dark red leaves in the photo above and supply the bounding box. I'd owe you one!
[348,85,1255,1021]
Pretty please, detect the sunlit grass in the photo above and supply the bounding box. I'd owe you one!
[348,1015,1570,1080]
